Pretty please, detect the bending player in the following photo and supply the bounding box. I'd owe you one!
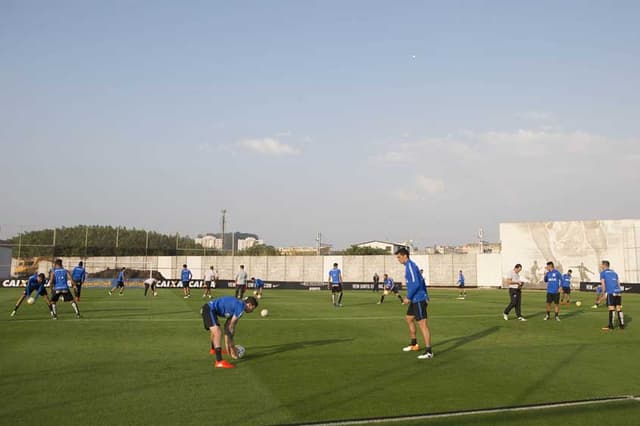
[49,259,81,319]
[201,295,258,369]
[10,273,54,318]
[144,277,158,296]
[251,277,265,299]
[328,263,344,307]
[109,267,126,296]
[378,274,403,304]
[71,261,86,302]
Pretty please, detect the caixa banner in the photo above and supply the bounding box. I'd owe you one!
[2,279,52,288]
[580,282,640,294]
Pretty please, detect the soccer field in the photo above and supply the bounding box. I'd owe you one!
[1,288,638,425]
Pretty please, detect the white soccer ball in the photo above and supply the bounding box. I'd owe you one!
[236,345,246,359]
[260,309,269,317]
[575,301,582,307]
[27,297,35,305]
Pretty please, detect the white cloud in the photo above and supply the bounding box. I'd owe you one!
[514,110,553,122]
[238,138,301,156]
[393,190,420,201]
[416,175,445,194]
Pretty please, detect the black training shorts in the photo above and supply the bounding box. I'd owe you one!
[406,300,428,321]
[546,293,560,304]
[331,284,343,293]
[201,304,220,330]
[52,290,74,302]
[606,294,622,307]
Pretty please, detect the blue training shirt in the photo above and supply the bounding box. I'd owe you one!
[209,296,245,319]
[600,269,621,294]
[255,278,264,287]
[458,273,465,286]
[405,259,428,303]
[384,277,394,290]
[181,269,192,282]
[117,270,125,282]
[328,268,341,284]
[561,274,571,288]
[72,266,86,282]
[544,269,562,293]
[52,268,69,291]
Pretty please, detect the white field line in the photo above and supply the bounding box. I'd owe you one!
[292,395,639,426]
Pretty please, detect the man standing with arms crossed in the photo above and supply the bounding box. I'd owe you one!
[396,248,433,360]
[503,264,527,321]
[235,265,248,299]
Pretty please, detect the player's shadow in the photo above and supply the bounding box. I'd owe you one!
[247,338,354,361]
[560,309,586,319]
[436,326,500,356]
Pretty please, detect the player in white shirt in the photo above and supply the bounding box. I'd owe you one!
[144,277,158,297]
[203,266,216,299]
[503,264,527,321]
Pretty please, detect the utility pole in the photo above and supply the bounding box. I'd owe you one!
[221,209,227,251]
[478,227,484,254]
[316,232,322,255]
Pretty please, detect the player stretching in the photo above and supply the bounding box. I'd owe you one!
[109,267,126,295]
[181,264,192,298]
[201,295,258,369]
[597,261,625,330]
[203,266,215,299]
[71,261,86,302]
[544,261,562,321]
[144,277,157,296]
[328,263,344,307]
[378,274,403,304]
[396,248,433,359]
[457,270,466,299]
[49,259,81,319]
[252,277,265,299]
[10,273,54,318]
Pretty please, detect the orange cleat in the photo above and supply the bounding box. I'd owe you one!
[209,349,216,355]
[402,344,420,352]
[214,360,235,369]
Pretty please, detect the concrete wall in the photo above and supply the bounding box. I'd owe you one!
[0,246,11,277]
[43,254,501,287]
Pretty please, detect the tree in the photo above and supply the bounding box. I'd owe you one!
[237,244,280,256]
[342,245,389,255]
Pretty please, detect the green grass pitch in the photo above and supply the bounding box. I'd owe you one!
[1,288,638,425]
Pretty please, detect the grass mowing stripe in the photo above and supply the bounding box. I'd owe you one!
[289,395,639,426]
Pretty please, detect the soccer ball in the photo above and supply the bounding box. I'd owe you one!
[253,291,257,295]
[575,301,582,307]
[27,297,35,305]
[236,345,246,359]
[260,309,269,317]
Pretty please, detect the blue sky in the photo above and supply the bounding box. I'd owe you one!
[1,1,639,248]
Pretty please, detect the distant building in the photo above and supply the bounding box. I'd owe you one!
[278,245,332,256]
[195,232,261,251]
[0,240,12,277]
[354,241,409,254]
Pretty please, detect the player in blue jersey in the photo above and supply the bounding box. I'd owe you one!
[201,295,258,369]
[181,264,192,299]
[457,270,466,299]
[327,263,344,307]
[596,261,625,330]
[71,261,87,302]
[592,284,603,309]
[544,261,562,321]
[251,277,265,299]
[396,248,433,359]
[10,273,54,318]
[377,274,403,304]
[49,259,80,319]
[109,267,126,296]
[560,269,572,305]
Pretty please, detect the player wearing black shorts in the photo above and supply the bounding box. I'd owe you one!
[396,248,433,359]
[327,263,344,307]
[543,262,562,321]
[597,261,625,330]
[49,259,81,319]
[10,273,53,318]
